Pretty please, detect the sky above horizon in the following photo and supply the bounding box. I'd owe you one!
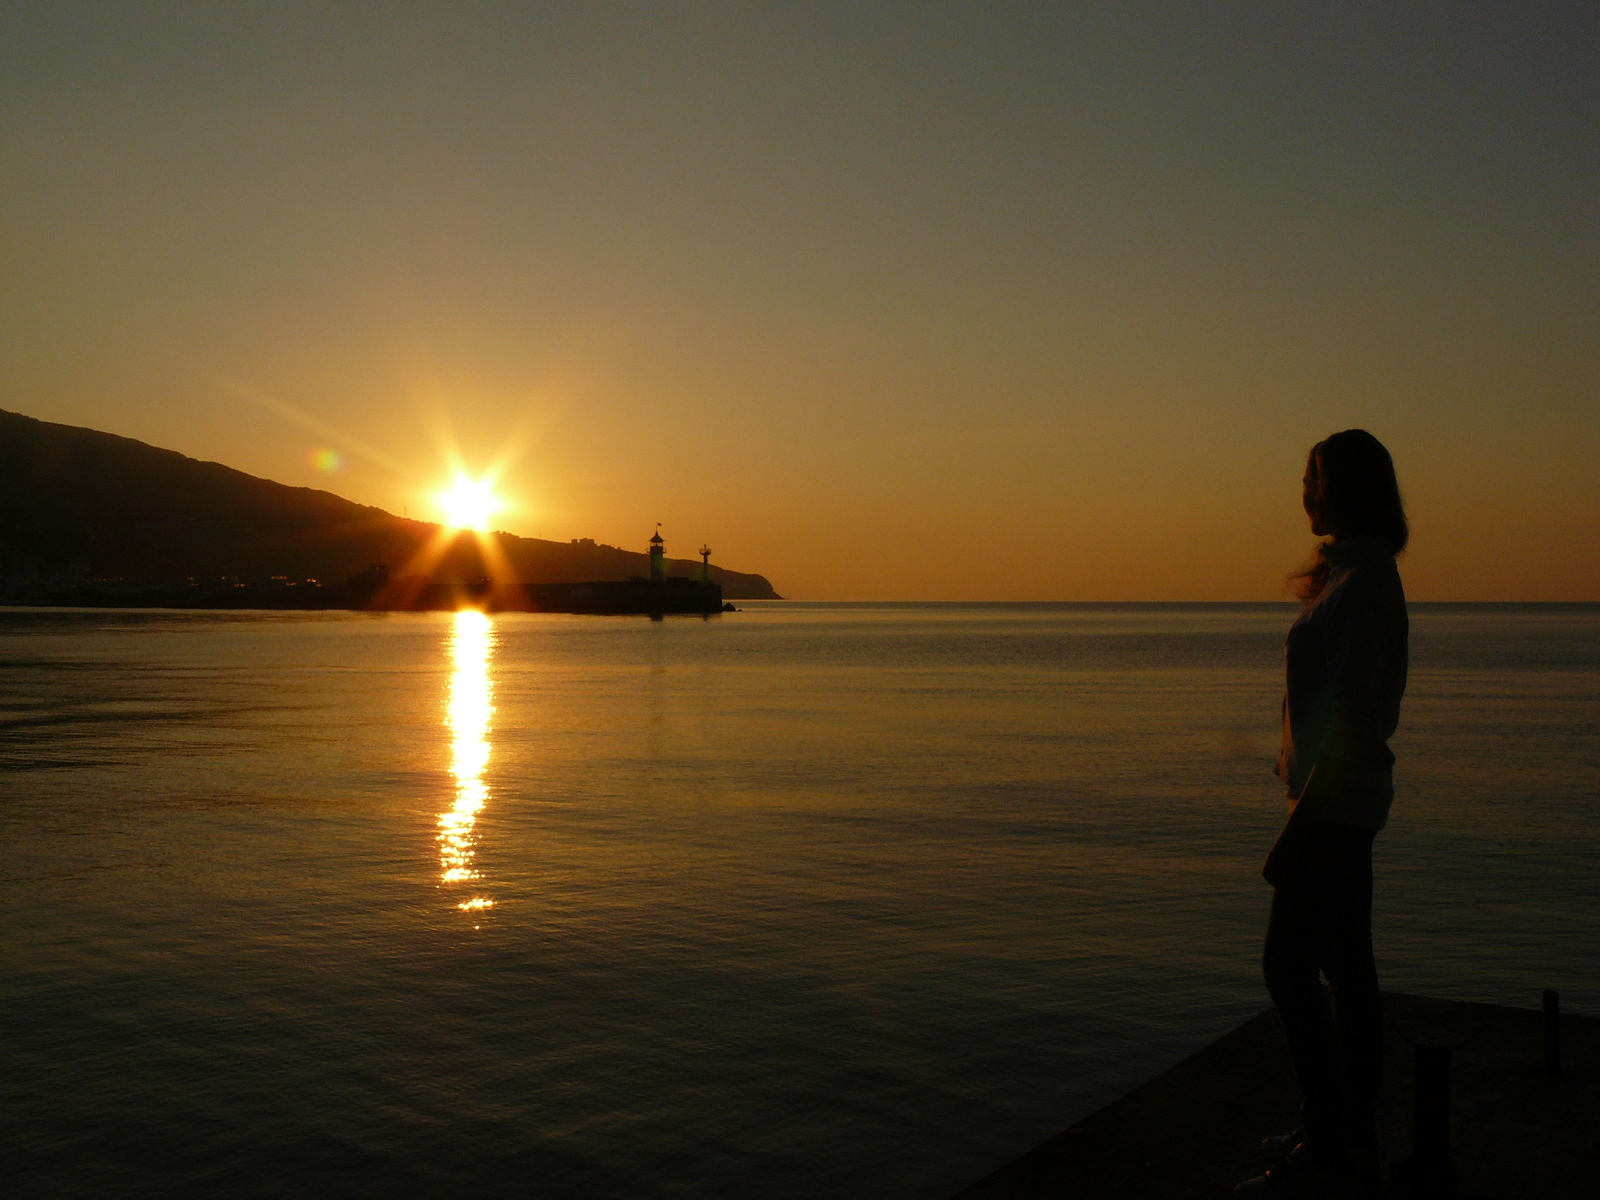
[2,2,1595,599]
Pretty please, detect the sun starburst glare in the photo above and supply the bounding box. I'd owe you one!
[438,475,501,532]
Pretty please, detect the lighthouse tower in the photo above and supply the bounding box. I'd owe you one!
[699,545,712,584]
[649,527,665,583]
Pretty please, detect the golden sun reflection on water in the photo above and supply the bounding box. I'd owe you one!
[441,610,495,915]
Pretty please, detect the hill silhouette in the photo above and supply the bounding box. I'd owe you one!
[0,408,781,600]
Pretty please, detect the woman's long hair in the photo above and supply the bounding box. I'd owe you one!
[1291,429,1408,601]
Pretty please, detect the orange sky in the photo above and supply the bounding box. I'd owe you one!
[2,5,1594,599]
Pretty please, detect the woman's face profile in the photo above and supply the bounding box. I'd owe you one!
[1303,455,1331,537]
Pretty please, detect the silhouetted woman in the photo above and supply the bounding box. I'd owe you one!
[1237,430,1408,1199]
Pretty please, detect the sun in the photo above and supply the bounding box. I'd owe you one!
[438,476,501,533]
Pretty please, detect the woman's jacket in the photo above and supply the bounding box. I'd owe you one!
[1277,536,1408,832]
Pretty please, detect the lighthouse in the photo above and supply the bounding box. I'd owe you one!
[649,527,665,584]
[699,544,712,584]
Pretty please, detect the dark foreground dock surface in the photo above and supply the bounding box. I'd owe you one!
[953,993,1598,1199]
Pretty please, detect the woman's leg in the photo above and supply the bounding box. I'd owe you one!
[1321,827,1381,1168]
[1263,864,1346,1162]
[1262,823,1380,1172]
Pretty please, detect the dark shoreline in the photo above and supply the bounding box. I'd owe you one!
[951,992,1597,1199]
[0,576,729,616]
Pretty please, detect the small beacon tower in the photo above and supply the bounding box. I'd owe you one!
[699,545,712,584]
[649,527,665,584]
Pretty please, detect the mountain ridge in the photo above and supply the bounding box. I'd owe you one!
[0,407,781,600]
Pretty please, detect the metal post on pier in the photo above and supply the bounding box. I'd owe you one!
[1401,1029,1466,1197]
[1543,989,1560,1074]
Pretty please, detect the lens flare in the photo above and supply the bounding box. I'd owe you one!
[308,446,344,473]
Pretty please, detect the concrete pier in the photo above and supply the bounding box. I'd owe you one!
[951,992,1598,1199]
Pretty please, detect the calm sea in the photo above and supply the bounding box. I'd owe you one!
[3,602,1597,1198]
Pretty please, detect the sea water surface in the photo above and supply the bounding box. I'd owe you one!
[3,602,1597,1198]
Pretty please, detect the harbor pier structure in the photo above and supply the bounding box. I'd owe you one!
[520,527,723,615]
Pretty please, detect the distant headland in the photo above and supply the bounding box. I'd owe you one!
[0,408,782,610]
